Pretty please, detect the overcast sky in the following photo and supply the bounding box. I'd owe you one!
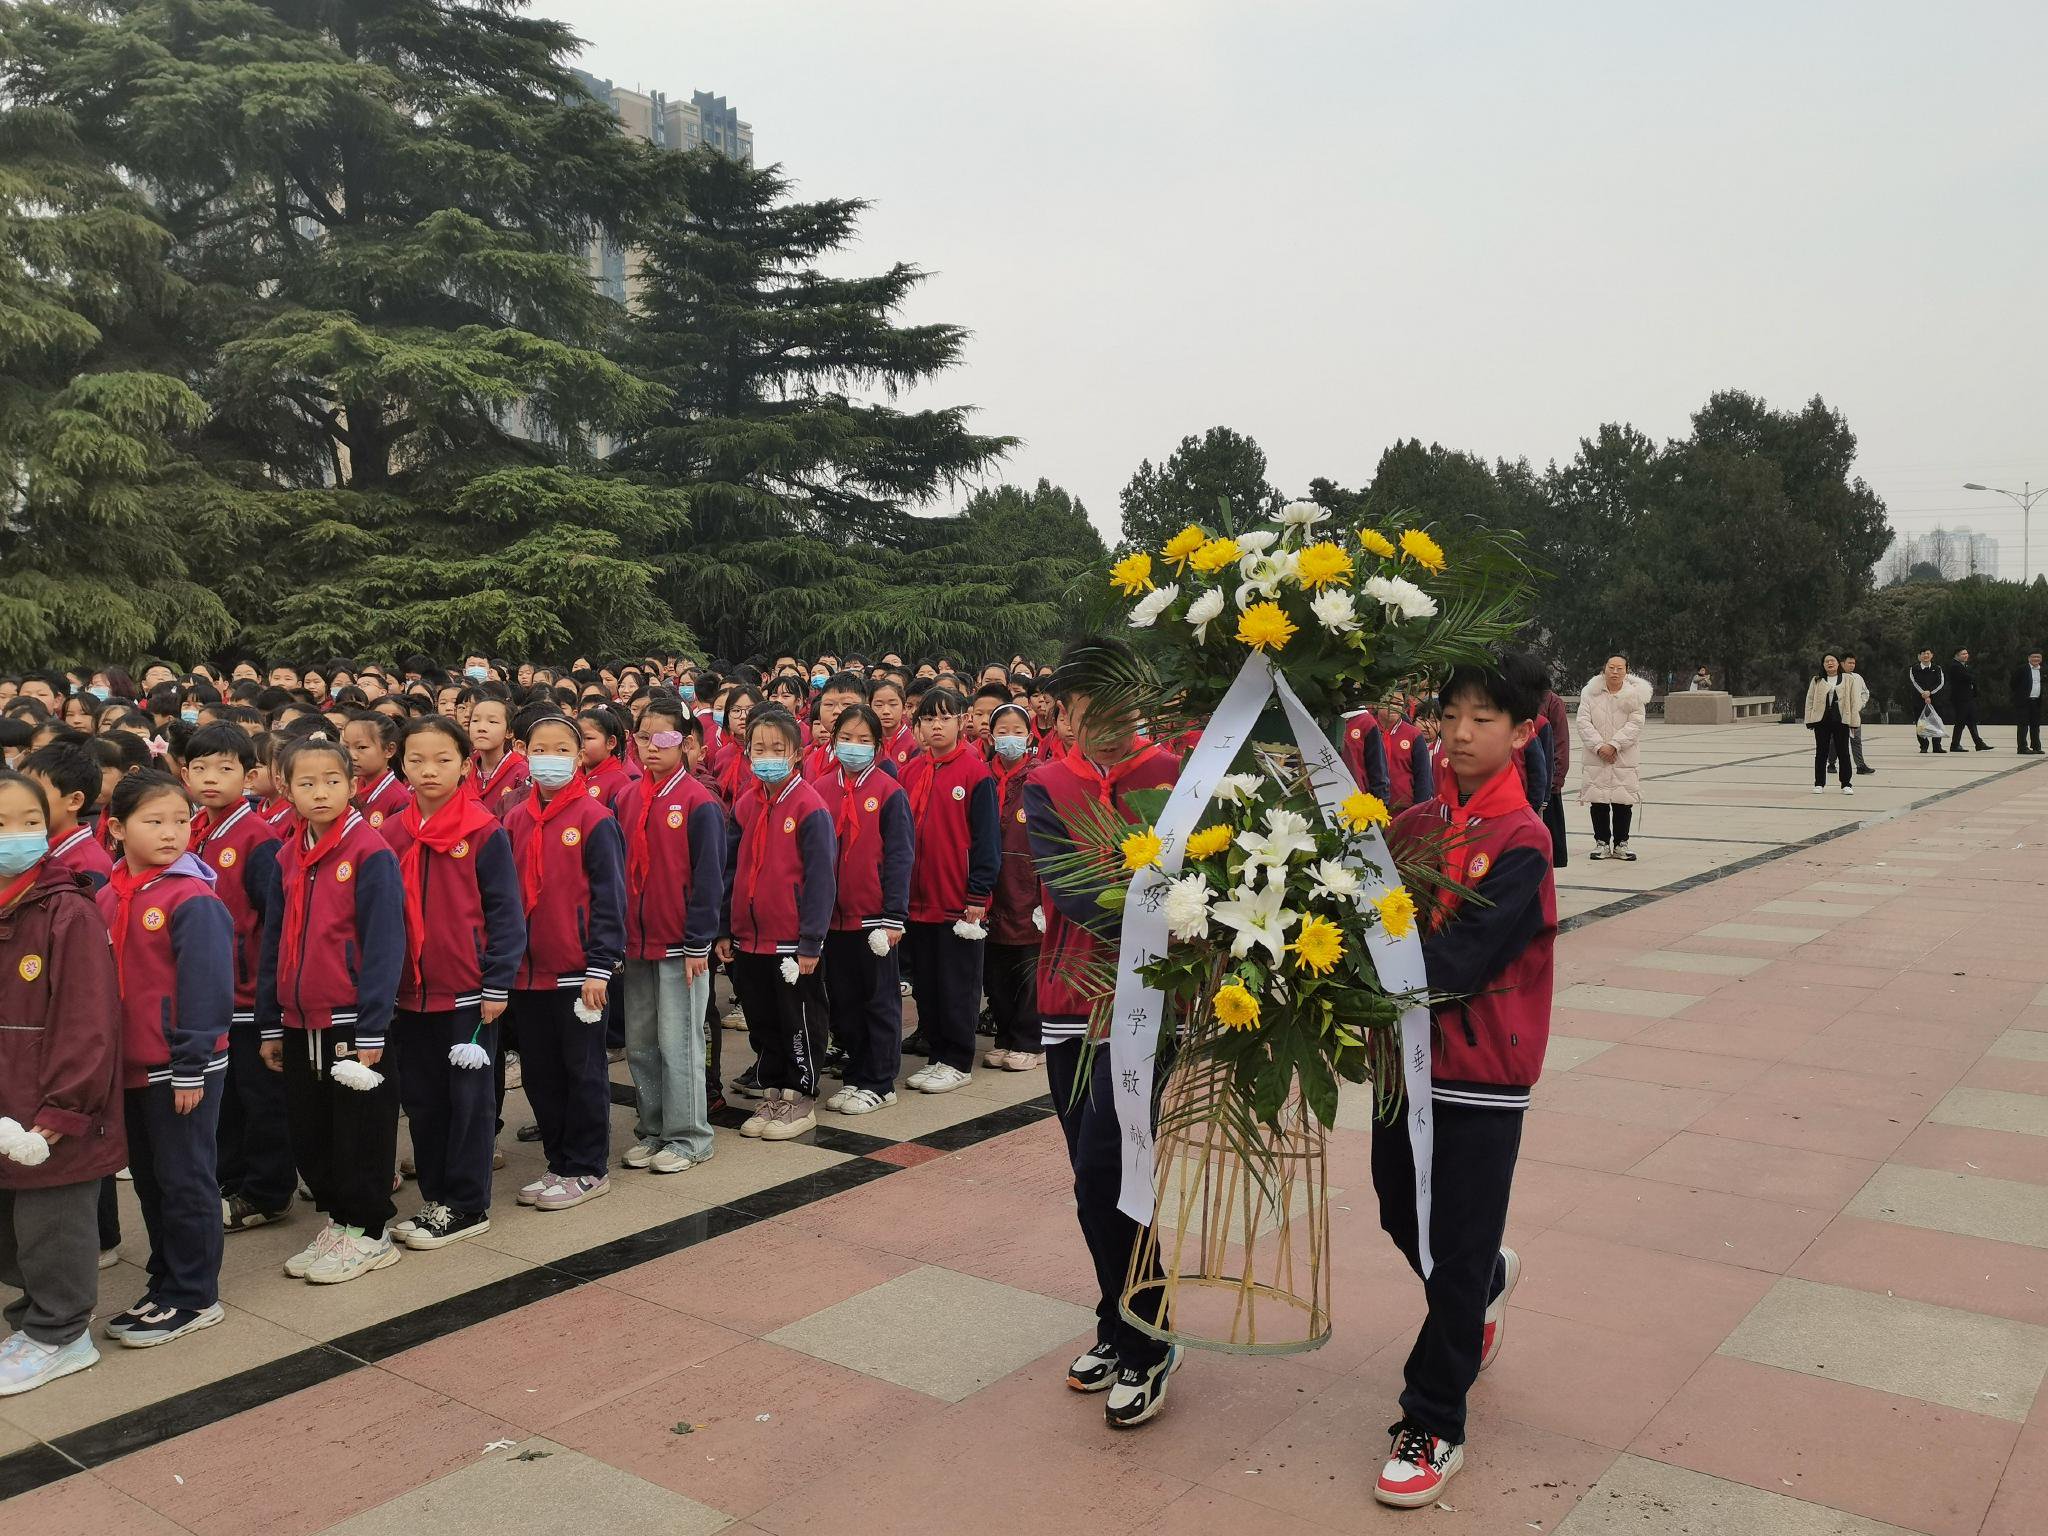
[570,0,2047,574]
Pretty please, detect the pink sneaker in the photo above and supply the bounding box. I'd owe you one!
[534,1175,610,1211]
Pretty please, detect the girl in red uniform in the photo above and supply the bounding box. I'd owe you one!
[467,695,529,820]
[342,712,411,844]
[575,705,636,815]
[981,703,1043,1071]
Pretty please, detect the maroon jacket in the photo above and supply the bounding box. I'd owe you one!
[1382,719,1435,811]
[256,812,407,1050]
[189,799,282,1025]
[616,766,726,960]
[0,864,127,1188]
[503,788,626,990]
[721,776,837,957]
[813,763,913,934]
[381,816,526,1012]
[987,753,1040,946]
[471,750,532,823]
[49,825,113,892]
[96,853,236,1090]
[900,748,1000,924]
[355,769,413,847]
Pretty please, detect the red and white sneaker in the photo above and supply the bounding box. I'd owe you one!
[1374,1420,1464,1508]
[1479,1245,1521,1371]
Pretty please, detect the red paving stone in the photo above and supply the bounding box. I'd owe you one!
[1625,1129,1879,1210]
[1548,1174,1834,1272]
[1789,1215,2048,1327]
[864,1141,948,1168]
[601,1223,921,1337]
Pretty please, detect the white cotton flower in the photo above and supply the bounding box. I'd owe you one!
[1278,500,1329,529]
[868,927,894,956]
[780,956,801,985]
[1186,587,1226,642]
[1363,575,1438,622]
[1308,858,1363,906]
[573,998,605,1024]
[449,1041,491,1070]
[0,1117,51,1168]
[1162,873,1214,942]
[330,1059,383,1092]
[1236,807,1317,872]
[1210,880,1299,967]
[1212,773,1265,806]
[1310,589,1360,634]
[1031,905,1046,933]
[1235,530,1280,555]
[1127,582,1180,629]
[953,918,988,940]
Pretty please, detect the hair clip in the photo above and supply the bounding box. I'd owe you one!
[147,735,169,758]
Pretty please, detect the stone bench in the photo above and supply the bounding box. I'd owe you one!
[1663,691,1777,724]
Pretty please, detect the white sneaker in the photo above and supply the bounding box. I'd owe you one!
[284,1220,342,1278]
[721,1006,747,1030]
[1588,841,1610,860]
[649,1145,697,1174]
[740,1090,782,1138]
[760,1094,817,1141]
[1842,785,1854,796]
[391,1202,444,1241]
[836,1088,896,1116]
[502,1052,522,1091]
[981,1046,1008,1069]
[306,1228,401,1285]
[905,1064,938,1090]
[1813,784,1825,794]
[824,1086,855,1113]
[919,1064,971,1095]
[1104,1345,1183,1428]
[0,1331,99,1396]
[1480,1246,1521,1370]
[623,1138,662,1169]
[516,1176,554,1206]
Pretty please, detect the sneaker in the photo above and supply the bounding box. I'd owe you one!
[1480,1246,1521,1371]
[905,1063,938,1090]
[535,1174,610,1211]
[0,1332,100,1395]
[1588,842,1610,860]
[1003,1051,1044,1072]
[821,1044,850,1078]
[981,1046,1008,1069]
[1612,842,1637,861]
[623,1137,663,1169]
[739,1092,778,1137]
[284,1221,343,1278]
[103,1296,156,1339]
[223,1193,288,1233]
[117,1302,226,1348]
[1813,784,1826,794]
[760,1094,816,1140]
[515,1122,542,1142]
[1104,1345,1182,1428]
[114,1165,133,1182]
[403,1207,491,1250]
[897,979,913,997]
[721,1006,748,1031]
[391,1202,444,1241]
[1374,1421,1464,1508]
[491,1148,506,1170]
[824,1085,856,1113]
[306,1228,401,1285]
[836,1088,896,1116]
[730,1065,765,1100]
[516,1176,555,1207]
[1842,785,1854,796]
[902,1029,930,1058]
[98,1247,121,1270]
[919,1064,971,1095]
[649,1145,697,1174]
[1067,1341,1120,1393]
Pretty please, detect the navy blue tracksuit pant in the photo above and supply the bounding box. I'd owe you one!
[396,1006,498,1215]
[508,989,610,1180]
[217,1023,297,1211]
[124,1076,225,1311]
[905,921,983,1073]
[824,929,903,1094]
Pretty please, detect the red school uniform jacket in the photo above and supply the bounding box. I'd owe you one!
[0,862,127,1188]
[471,749,532,823]
[813,762,913,934]
[882,724,917,774]
[987,752,1040,946]
[1381,718,1436,812]
[96,852,236,1091]
[617,765,726,961]
[899,748,1000,924]
[257,794,297,835]
[583,753,635,815]
[256,812,407,1051]
[503,780,627,990]
[382,803,526,1013]
[189,799,283,1026]
[49,824,114,892]
[354,769,413,846]
[1340,711,1391,801]
[721,775,836,957]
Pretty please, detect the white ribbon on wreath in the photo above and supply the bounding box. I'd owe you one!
[1107,651,1435,1275]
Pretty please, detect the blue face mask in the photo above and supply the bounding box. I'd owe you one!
[992,734,1030,762]
[0,832,49,877]
[528,754,577,789]
[835,742,875,773]
[810,673,829,689]
[180,707,200,725]
[88,686,110,703]
[464,666,488,683]
[680,683,696,702]
[751,755,792,785]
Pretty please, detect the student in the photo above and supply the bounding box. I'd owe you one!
[1341,706,1392,800]
[1418,702,1448,788]
[575,704,635,814]
[257,737,407,1285]
[1377,698,1435,813]
[717,706,835,1139]
[804,673,868,780]
[872,677,916,772]
[898,690,999,1094]
[96,772,235,1346]
[1373,651,1557,1508]
[342,711,411,840]
[981,703,1043,1071]
[386,718,524,1248]
[20,741,114,891]
[964,683,1011,750]
[251,733,296,832]
[1023,639,1182,1427]
[503,715,626,1210]
[180,726,292,1233]
[468,696,530,820]
[815,704,913,1116]
[0,771,126,1395]
[616,702,725,1172]
[712,687,762,801]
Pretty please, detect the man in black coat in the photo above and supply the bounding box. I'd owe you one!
[1909,648,1947,754]
[2013,649,2045,755]
[1948,648,1991,751]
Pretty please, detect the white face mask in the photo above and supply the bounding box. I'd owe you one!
[528,754,577,789]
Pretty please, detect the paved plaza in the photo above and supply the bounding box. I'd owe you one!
[4,721,2047,1535]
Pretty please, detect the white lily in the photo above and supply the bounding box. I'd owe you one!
[1127,582,1180,629]
[1235,549,1299,608]
[1308,857,1364,906]
[1278,500,1329,530]
[1236,806,1317,873]
[1162,873,1214,942]
[1185,586,1226,641]
[1363,574,1438,622]
[1212,772,1265,806]
[1310,589,1359,634]
[1210,879,1299,967]
[1235,530,1280,556]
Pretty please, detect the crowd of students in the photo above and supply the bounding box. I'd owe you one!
[0,642,1557,1510]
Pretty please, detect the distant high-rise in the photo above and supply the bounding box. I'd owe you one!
[570,68,754,304]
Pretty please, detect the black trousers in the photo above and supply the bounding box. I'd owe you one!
[823,930,902,1094]
[2020,697,2043,753]
[125,1076,225,1311]
[1540,794,1568,869]
[396,1005,498,1213]
[1046,1039,1170,1371]
[730,950,826,1097]
[507,989,610,1179]
[281,1025,398,1239]
[1372,1101,1522,1444]
[905,921,984,1072]
[985,940,1041,1053]
[704,953,724,1098]
[1588,802,1633,844]
[217,1022,298,1211]
[1811,719,1851,787]
[97,1175,120,1252]
[1950,702,1989,750]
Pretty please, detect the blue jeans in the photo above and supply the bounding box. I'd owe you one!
[622,958,714,1162]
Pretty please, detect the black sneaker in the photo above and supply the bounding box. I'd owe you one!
[821,1045,850,1079]
[902,1030,930,1058]
[402,1207,491,1251]
[705,1091,727,1116]
[730,1065,765,1100]
[515,1122,543,1142]
[103,1296,157,1339]
[1104,1345,1182,1428]
[223,1193,289,1233]
[1066,1341,1120,1393]
[117,1302,225,1349]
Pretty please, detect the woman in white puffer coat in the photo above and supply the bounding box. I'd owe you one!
[1577,655,1654,860]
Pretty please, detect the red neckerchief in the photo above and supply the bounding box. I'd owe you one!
[0,860,45,916]
[831,764,873,864]
[188,806,218,847]
[520,771,589,916]
[589,754,628,799]
[280,814,352,982]
[990,749,1032,808]
[395,789,499,986]
[104,859,157,992]
[742,776,797,900]
[627,767,687,897]
[472,748,524,805]
[907,747,963,826]
[1066,740,1168,807]
[1430,761,1528,931]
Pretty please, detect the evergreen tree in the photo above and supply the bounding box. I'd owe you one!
[615,150,1015,656]
[1118,426,1282,553]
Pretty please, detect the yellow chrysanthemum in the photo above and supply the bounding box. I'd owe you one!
[1110,551,1155,596]
[1295,540,1354,590]
[1357,528,1397,559]
[1339,790,1390,833]
[1376,886,1418,940]
[1213,980,1261,1031]
[1188,536,1243,574]
[1185,823,1234,859]
[1399,528,1446,573]
[1290,914,1345,976]
[1161,524,1208,571]
[1121,826,1162,872]
[1235,602,1298,652]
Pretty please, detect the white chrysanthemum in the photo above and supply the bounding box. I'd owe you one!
[1031,905,1046,933]
[780,956,801,985]
[1235,530,1280,555]
[1185,586,1226,642]
[953,918,988,940]
[1310,589,1359,634]
[868,927,893,956]
[1162,873,1214,942]
[1212,772,1264,806]
[1127,582,1180,629]
[1363,574,1438,622]
[1308,858,1363,905]
[1278,500,1329,529]
[448,1042,490,1070]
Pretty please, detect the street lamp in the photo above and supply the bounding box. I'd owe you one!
[1963,481,2045,583]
